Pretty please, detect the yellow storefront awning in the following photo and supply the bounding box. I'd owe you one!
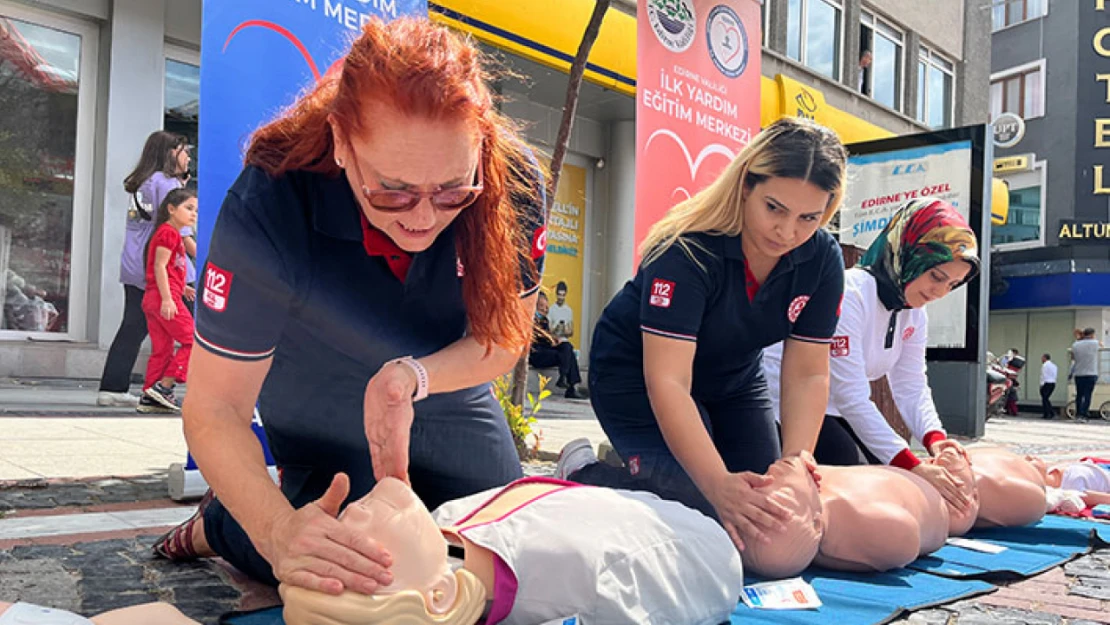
[430,0,891,144]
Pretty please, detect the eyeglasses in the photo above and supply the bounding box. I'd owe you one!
[348,152,484,213]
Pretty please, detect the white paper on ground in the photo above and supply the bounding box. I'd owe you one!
[946,537,1008,554]
[741,578,823,610]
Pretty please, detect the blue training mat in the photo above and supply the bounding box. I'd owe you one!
[731,568,994,625]
[908,515,1110,579]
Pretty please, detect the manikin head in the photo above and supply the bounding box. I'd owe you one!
[1023,454,1063,488]
[930,447,980,536]
[741,455,825,578]
[281,478,486,625]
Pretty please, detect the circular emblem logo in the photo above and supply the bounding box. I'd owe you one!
[648,0,697,53]
[787,295,810,323]
[903,327,915,342]
[706,5,748,78]
[992,112,1026,149]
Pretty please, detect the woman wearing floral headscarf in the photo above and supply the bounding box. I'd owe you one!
[762,198,979,513]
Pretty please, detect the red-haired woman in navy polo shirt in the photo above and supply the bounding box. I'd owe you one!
[151,18,546,595]
[558,118,849,552]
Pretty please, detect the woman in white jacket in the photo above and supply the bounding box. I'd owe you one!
[763,198,979,512]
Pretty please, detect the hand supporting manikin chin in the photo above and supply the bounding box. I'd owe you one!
[281,477,486,625]
[926,447,980,536]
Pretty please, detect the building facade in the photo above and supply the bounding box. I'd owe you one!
[988,0,1110,404]
[0,0,989,379]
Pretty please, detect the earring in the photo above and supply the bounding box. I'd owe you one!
[335,156,344,168]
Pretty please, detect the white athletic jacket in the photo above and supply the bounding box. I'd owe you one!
[763,268,946,468]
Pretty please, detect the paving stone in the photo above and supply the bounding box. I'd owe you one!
[173,599,238,622]
[954,606,1063,625]
[79,574,151,595]
[171,583,241,602]
[903,608,953,624]
[1065,561,1110,580]
[1070,583,1110,601]
[10,544,74,559]
[0,559,81,611]
[80,591,163,615]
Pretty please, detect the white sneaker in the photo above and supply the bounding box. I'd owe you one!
[97,391,140,407]
[555,437,598,480]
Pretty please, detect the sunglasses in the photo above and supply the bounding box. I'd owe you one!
[350,152,484,213]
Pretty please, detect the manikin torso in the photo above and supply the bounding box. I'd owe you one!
[814,465,949,572]
[929,447,980,536]
[966,447,1046,528]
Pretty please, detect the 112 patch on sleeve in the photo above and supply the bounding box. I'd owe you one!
[649,279,675,308]
[202,265,233,312]
[830,336,850,357]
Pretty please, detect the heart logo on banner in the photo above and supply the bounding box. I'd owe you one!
[722,25,743,64]
[646,129,737,183]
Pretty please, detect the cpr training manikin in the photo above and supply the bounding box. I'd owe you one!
[281,476,744,625]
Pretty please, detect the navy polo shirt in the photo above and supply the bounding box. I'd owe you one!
[194,164,545,480]
[590,229,844,401]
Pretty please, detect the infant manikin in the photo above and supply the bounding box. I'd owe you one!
[0,602,198,625]
[282,477,744,625]
[1023,455,1110,514]
[814,464,949,572]
[965,447,1045,528]
[927,447,980,536]
[738,455,825,579]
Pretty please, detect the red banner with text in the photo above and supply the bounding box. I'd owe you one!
[635,0,761,258]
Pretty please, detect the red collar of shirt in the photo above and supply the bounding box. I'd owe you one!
[743,258,761,302]
[360,215,412,282]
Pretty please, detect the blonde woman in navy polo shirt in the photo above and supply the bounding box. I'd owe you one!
[559,118,848,551]
[150,19,546,595]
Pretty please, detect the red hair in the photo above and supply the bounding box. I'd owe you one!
[245,17,538,352]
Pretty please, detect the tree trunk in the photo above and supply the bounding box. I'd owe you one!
[510,0,613,408]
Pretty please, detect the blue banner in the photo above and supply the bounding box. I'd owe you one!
[191,0,427,480]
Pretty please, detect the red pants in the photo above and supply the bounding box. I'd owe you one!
[142,299,193,390]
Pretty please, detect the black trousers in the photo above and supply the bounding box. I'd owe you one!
[529,342,581,386]
[1040,383,1056,418]
[1075,375,1098,418]
[812,415,882,466]
[98,285,147,393]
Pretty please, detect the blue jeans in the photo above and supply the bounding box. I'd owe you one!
[203,405,523,586]
[572,369,781,519]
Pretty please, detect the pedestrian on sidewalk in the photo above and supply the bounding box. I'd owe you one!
[1071,328,1101,419]
[152,18,547,595]
[529,291,586,399]
[97,131,191,407]
[1040,353,1058,420]
[138,188,197,413]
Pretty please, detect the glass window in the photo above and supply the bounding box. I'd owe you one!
[991,183,1042,246]
[786,0,841,79]
[871,26,902,111]
[164,58,198,179]
[993,0,1046,31]
[0,15,82,333]
[917,47,954,128]
[990,63,1045,120]
[787,0,802,61]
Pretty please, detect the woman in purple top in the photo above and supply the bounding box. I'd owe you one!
[97,131,191,407]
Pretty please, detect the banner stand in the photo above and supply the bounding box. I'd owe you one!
[168,408,276,501]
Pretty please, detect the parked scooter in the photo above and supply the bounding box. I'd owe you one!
[986,352,1025,420]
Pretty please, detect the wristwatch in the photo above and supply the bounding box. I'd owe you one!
[386,356,429,402]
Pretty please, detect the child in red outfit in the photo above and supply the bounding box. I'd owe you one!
[139,188,198,413]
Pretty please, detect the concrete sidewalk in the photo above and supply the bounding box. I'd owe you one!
[5,376,1110,480]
